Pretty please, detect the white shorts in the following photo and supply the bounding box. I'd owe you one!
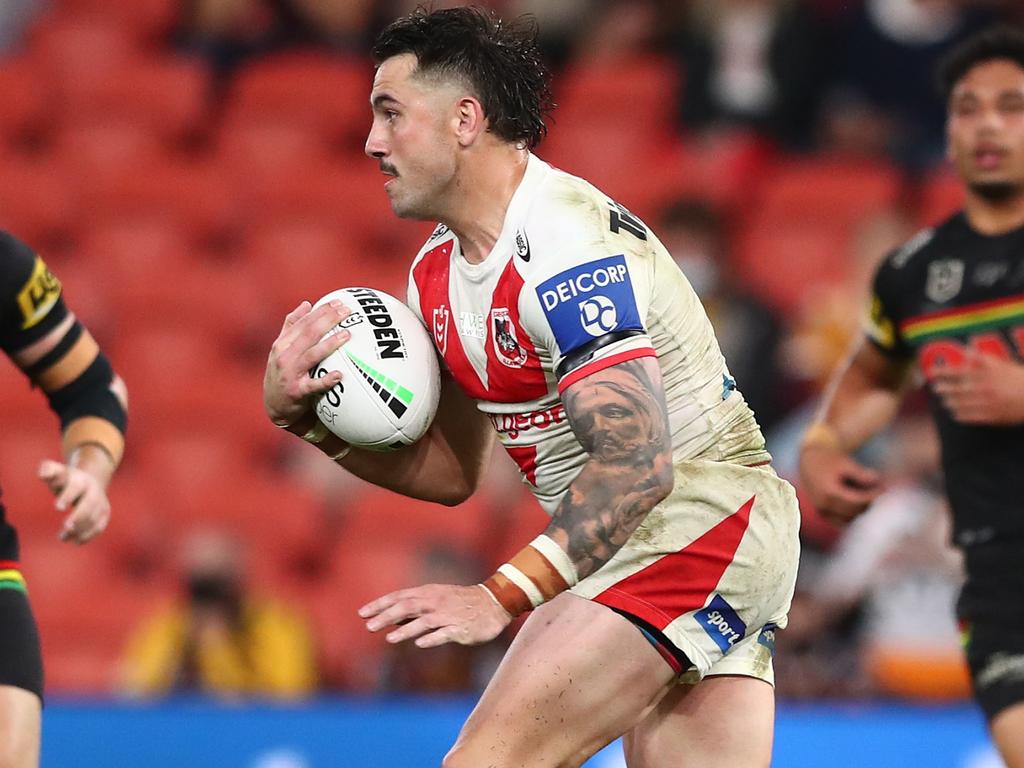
[570,459,800,685]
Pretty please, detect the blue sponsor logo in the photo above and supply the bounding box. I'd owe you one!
[757,623,777,656]
[695,594,747,653]
[536,255,643,353]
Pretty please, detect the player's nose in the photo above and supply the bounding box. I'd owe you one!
[365,126,387,159]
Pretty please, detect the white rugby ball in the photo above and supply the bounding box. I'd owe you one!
[310,287,440,450]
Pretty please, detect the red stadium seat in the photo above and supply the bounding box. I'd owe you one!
[226,52,372,149]
[77,158,241,241]
[53,122,169,192]
[555,56,680,134]
[734,218,850,315]
[0,57,52,148]
[28,15,140,102]
[313,543,421,690]
[338,487,493,556]
[217,115,334,190]
[57,56,211,142]
[752,157,905,233]
[46,0,179,45]
[0,157,79,246]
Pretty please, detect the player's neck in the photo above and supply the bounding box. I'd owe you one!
[444,147,529,265]
[963,192,1024,235]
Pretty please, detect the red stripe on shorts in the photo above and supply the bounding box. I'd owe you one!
[593,495,755,632]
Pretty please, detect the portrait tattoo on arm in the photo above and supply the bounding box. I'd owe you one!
[544,356,674,579]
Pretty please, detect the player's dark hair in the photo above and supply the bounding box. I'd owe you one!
[372,6,553,149]
[938,25,1024,101]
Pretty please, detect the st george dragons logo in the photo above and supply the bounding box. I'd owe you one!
[491,308,527,368]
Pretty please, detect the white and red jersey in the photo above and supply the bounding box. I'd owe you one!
[407,154,769,515]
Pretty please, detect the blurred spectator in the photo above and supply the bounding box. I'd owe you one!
[781,208,914,393]
[780,416,969,702]
[0,0,45,52]
[658,198,790,431]
[676,0,825,149]
[380,545,501,693]
[570,0,664,65]
[822,0,995,170]
[120,529,318,699]
[175,0,375,74]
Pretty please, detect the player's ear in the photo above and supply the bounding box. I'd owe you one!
[453,96,487,147]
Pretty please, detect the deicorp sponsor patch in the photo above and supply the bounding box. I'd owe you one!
[535,255,643,354]
[695,594,747,653]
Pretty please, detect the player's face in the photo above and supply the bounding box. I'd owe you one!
[947,59,1024,199]
[570,378,654,464]
[365,54,460,220]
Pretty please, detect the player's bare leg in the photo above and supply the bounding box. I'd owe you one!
[0,686,40,768]
[990,702,1024,768]
[441,593,676,768]
[622,674,775,768]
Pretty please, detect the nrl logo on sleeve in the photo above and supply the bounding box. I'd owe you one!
[432,305,450,354]
[491,308,528,368]
[925,259,964,303]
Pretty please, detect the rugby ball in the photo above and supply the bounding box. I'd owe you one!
[310,287,440,450]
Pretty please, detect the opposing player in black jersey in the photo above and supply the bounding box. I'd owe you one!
[0,231,127,767]
[800,27,1024,767]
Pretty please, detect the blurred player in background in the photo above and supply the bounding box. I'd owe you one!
[0,232,127,767]
[264,7,799,766]
[800,27,1024,768]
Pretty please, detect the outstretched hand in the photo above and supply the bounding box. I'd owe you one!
[359,583,512,648]
[931,350,1024,426]
[38,459,111,543]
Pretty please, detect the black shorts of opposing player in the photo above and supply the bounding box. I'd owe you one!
[0,588,43,700]
[958,542,1024,721]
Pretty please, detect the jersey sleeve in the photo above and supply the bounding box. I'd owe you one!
[519,199,657,392]
[863,250,912,359]
[0,231,67,354]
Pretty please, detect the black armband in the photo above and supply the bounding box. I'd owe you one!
[46,351,127,434]
[555,329,646,380]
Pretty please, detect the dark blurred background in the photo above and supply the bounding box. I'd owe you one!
[0,0,1011,712]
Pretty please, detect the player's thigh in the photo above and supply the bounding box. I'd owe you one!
[443,593,676,768]
[623,674,775,768]
[989,702,1024,768]
[0,586,44,768]
[0,685,40,768]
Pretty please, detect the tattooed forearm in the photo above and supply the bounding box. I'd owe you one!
[544,356,674,579]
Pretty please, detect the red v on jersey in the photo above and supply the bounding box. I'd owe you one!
[413,239,548,403]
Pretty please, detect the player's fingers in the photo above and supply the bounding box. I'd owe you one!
[276,301,345,353]
[414,626,459,649]
[300,329,351,373]
[365,598,429,633]
[358,588,419,620]
[54,473,89,512]
[840,459,882,489]
[385,615,439,644]
[281,301,312,331]
[37,460,67,489]
[287,302,349,349]
[297,370,343,399]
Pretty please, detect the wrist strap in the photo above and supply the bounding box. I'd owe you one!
[301,420,330,445]
[329,444,351,461]
[480,535,578,618]
[801,421,841,451]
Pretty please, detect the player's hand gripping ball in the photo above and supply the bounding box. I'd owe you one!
[310,288,440,449]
